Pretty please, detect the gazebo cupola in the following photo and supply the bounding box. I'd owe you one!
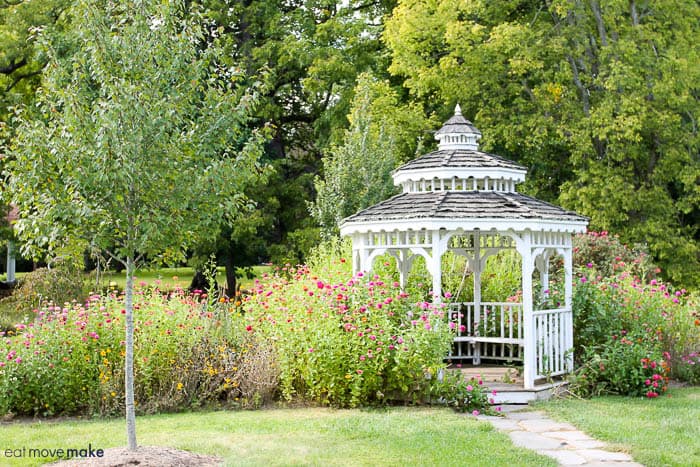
[340,105,589,393]
[393,104,527,195]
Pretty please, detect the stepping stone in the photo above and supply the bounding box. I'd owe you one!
[518,419,579,433]
[539,449,587,465]
[506,411,548,420]
[576,449,636,462]
[508,431,567,450]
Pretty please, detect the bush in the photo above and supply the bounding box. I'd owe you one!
[0,286,249,416]
[571,269,696,396]
[573,231,656,282]
[0,252,492,415]
[242,263,455,407]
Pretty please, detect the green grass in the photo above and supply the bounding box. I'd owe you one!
[97,265,270,292]
[0,407,556,466]
[535,387,700,466]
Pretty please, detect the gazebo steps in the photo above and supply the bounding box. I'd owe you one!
[448,365,568,404]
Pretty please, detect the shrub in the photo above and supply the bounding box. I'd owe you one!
[573,231,656,281]
[571,268,696,396]
[0,264,86,328]
[0,286,248,416]
[242,263,455,407]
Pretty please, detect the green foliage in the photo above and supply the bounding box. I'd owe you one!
[5,0,267,264]
[429,373,496,415]
[573,231,655,281]
[0,287,253,416]
[384,0,700,289]
[243,261,455,407]
[570,269,697,396]
[311,73,433,238]
[0,263,85,320]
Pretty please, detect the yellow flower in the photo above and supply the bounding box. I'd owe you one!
[176,382,184,391]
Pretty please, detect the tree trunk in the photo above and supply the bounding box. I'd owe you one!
[224,251,237,297]
[124,255,137,450]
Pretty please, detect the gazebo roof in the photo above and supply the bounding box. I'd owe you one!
[394,148,527,173]
[340,191,588,234]
[340,105,588,235]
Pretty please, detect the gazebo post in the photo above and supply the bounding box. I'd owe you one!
[429,230,445,300]
[518,233,536,390]
[472,231,482,364]
[563,246,575,371]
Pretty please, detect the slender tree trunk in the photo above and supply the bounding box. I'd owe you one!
[224,251,237,297]
[125,255,137,450]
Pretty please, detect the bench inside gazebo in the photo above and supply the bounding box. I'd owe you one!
[340,106,588,402]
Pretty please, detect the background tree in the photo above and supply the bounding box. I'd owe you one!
[191,0,397,266]
[384,0,700,287]
[311,73,433,237]
[3,0,266,449]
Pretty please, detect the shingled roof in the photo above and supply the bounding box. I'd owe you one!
[394,149,527,173]
[342,191,588,224]
[434,104,481,137]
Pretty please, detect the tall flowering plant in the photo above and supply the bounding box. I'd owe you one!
[241,263,454,407]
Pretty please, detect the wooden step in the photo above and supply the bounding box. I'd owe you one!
[450,365,523,385]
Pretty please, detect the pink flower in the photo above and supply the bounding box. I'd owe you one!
[472,410,480,416]
[356,369,363,375]
[466,385,473,391]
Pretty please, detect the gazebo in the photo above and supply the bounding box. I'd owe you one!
[340,106,588,391]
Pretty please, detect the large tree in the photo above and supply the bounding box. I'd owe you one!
[311,72,433,237]
[189,0,398,269]
[384,0,700,287]
[4,0,266,449]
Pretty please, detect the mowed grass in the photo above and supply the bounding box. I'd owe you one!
[100,265,271,291]
[0,407,556,466]
[535,387,700,466]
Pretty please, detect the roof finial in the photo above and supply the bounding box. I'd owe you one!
[454,103,462,116]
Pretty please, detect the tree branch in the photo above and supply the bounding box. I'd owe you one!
[4,68,42,92]
[566,55,590,117]
[0,57,28,75]
[589,0,608,47]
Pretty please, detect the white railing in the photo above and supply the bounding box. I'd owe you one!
[533,308,573,379]
[447,302,524,364]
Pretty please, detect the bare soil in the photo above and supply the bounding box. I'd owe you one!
[47,446,222,467]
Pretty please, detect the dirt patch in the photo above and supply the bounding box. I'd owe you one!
[47,446,222,467]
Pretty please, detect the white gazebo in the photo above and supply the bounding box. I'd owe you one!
[340,105,588,390]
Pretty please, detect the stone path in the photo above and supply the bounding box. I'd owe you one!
[477,407,643,466]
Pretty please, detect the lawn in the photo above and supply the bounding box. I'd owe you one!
[98,265,271,291]
[535,386,700,466]
[0,407,555,466]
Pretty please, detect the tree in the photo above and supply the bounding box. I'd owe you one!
[311,73,433,237]
[384,0,700,288]
[187,0,398,265]
[3,0,266,449]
